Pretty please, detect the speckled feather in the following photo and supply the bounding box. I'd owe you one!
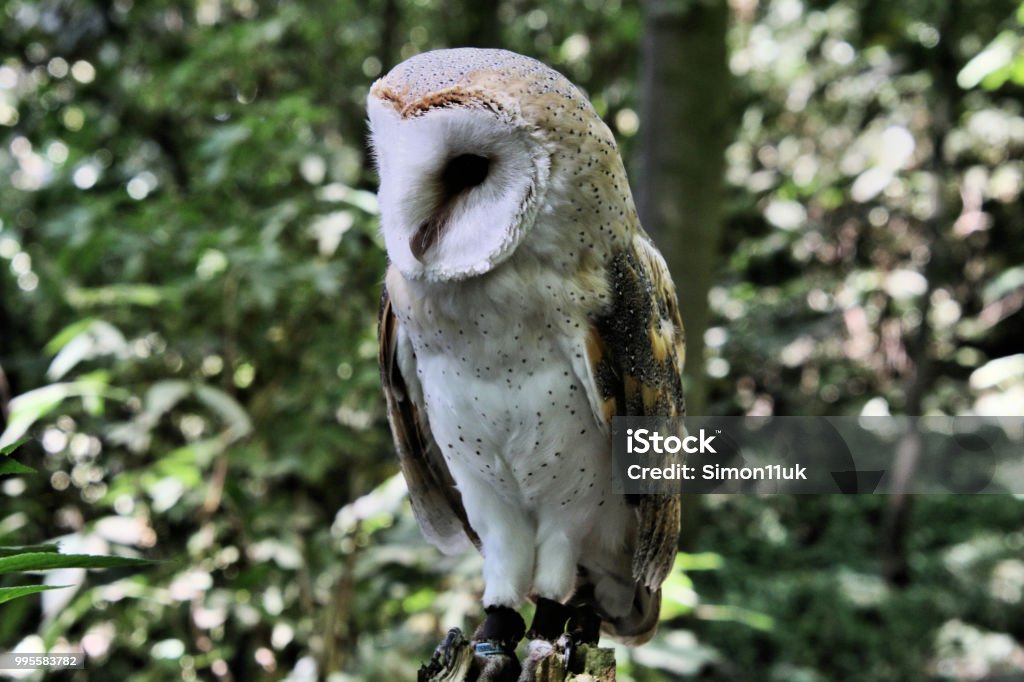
[372,48,683,644]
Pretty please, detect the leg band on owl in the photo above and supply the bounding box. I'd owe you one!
[526,598,573,641]
[472,605,526,652]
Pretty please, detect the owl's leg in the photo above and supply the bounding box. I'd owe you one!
[528,591,600,645]
[518,593,604,679]
[439,471,533,678]
[469,607,525,681]
[523,522,601,677]
[519,598,595,680]
[526,597,572,640]
[455,476,535,609]
[472,605,526,648]
[566,585,602,645]
[561,598,605,676]
[532,524,582,606]
[517,524,585,675]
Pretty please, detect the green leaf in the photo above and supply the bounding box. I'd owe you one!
[0,436,31,456]
[315,184,379,215]
[0,376,128,449]
[1,387,66,449]
[46,319,128,380]
[65,284,170,308]
[982,265,1024,304]
[144,380,191,417]
[44,318,100,355]
[0,459,36,475]
[194,384,253,440]
[674,551,724,571]
[0,584,71,605]
[695,604,776,632]
[0,552,155,575]
[957,31,1020,90]
[0,544,61,557]
[199,124,251,158]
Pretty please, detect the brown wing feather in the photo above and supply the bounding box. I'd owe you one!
[379,286,478,553]
[587,233,685,589]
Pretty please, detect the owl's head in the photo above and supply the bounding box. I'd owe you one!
[368,48,593,282]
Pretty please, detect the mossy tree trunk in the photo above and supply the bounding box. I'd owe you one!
[636,0,732,419]
[635,0,732,550]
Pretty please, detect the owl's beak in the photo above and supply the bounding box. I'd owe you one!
[411,212,447,261]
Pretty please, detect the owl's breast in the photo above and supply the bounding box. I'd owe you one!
[409,306,609,513]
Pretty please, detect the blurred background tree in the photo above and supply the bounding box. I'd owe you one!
[1,0,1022,680]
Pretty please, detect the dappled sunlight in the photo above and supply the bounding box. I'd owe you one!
[0,0,1022,680]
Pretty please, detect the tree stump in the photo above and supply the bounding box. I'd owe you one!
[418,629,616,682]
[531,643,615,682]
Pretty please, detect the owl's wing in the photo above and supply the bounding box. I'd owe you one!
[583,231,684,589]
[379,286,477,554]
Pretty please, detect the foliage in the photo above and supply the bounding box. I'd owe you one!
[0,437,153,613]
[683,1,1024,678]
[958,2,1024,90]
[0,0,1021,681]
[710,0,1024,418]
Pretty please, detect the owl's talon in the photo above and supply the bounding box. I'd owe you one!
[418,628,474,682]
[567,601,602,646]
[561,633,579,674]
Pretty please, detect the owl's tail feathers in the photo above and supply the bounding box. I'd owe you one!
[599,584,662,646]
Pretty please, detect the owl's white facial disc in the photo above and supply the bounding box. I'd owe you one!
[368,97,550,282]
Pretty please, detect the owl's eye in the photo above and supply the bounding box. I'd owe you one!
[441,154,490,198]
[411,154,491,261]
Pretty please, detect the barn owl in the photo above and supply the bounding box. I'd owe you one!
[370,48,684,676]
